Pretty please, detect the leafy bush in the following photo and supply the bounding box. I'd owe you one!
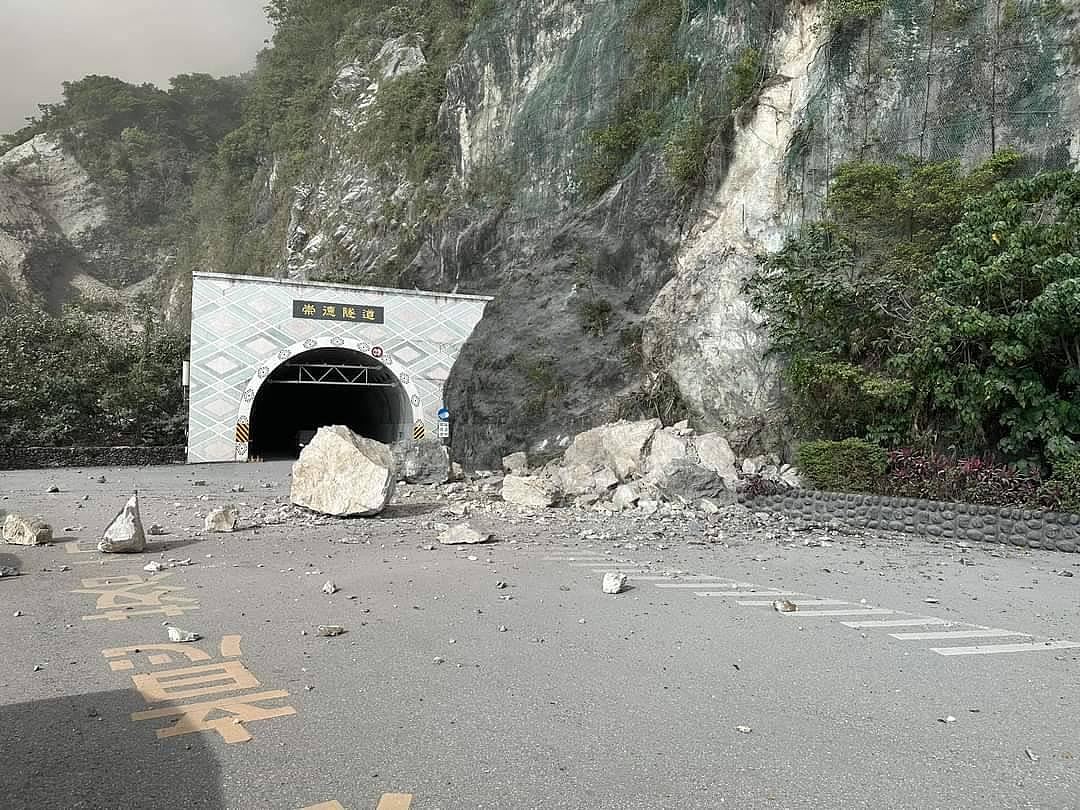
[883,450,1044,508]
[798,439,888,493]
[747,153,1080,469]
[1041,455,1080,513]
[0,307,187,447]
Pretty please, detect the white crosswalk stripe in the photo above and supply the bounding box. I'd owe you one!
[654,582,756,590]
[931,640,1080,656]
[692,590,806,597]
[889,629,1028,641]
[779,608,896,617]
[842,618,951,628]
[630,578,738,583]
[737,599,851,607]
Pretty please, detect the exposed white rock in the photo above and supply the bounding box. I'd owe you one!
[204,506,240,533]
[98,494,146,553]
[644,5,824,437]
[602,572,628,595]
[502,452,529,475]
[611,484,641,511]
[291,426,395,517]
[438,522,494,545]
[501,475,557,508]
[694,433,740,487]
[646,429,689,473]
[3,514,53,546]
[402,438,450,485]
[564,419,662,481]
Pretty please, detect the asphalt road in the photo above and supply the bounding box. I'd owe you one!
[1,461,1078,810]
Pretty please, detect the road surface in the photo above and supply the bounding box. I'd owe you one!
[1,462,1077,809]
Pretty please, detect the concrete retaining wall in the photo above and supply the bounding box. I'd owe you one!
[743,489,1080,553]
[0,446,186,471]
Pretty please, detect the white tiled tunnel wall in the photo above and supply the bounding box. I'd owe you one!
[187,272,491,463]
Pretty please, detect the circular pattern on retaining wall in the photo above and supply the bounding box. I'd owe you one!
[234,336,424,462]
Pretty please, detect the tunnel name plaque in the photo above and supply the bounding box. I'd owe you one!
[292,300,385,324]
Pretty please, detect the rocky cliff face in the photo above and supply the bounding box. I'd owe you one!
[0,135,167,311]
[3,0,1079,464]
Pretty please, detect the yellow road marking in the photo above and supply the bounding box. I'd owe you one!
[377,794,413,810]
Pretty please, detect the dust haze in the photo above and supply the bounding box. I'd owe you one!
[0,0,273,133]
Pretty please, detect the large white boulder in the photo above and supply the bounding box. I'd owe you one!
[401,438,450,485]
[501,475,557,508]
[563,419,662,482]
[99,494,146,553]
[646,428,689,473]
[502,452,529,475]
[3,514,53,546]
[291,426,396,517]
[694,433,740,487]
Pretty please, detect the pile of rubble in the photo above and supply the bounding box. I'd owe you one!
[498,419,801,514]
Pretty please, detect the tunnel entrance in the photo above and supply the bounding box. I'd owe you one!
[248,348,408,459]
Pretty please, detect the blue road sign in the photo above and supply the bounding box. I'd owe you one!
[437,407,450,422]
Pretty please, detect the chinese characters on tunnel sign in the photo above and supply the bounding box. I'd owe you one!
[293,300,385,324]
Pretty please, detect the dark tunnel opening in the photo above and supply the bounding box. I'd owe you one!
[248,348,407,459]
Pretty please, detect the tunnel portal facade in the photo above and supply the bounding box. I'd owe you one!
[187,272,491,463]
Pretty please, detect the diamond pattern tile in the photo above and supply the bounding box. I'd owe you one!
[187,273,491,463]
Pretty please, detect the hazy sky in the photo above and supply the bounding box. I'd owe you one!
[0,0,274,133]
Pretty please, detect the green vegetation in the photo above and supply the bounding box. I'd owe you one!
[578,298,614,337]
[513,355,567,419]
[746,151,1080,471]
[663,46,763,193]
[0,306,187,447]
[797,439,889,492]
[824,0,886,26]
[580,0,691,198]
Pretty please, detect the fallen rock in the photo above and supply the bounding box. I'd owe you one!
[204,506,239,533]
[98,494,146,553]
[401,437,450,485]
[3,514,53,546]
[694,433,740,486]
[773,600,797,613]
[46,485,60,494]
[646,428,689,473]
[563,419,662,482]
[167,626,201,643]
[611,484,641,511]
[502,452,529,475]
[322,580,339,595]
[602,572,628,594]
[652,459,732,505]
[553,464,619,497]
[0,565,20,577]
[438,522,493,545]
[501,475,557,508]
[317,625,346,637]
[292,426,396,517]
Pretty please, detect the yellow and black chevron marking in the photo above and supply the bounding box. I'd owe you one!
[235,422,250,444]
[413,421,426,441]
